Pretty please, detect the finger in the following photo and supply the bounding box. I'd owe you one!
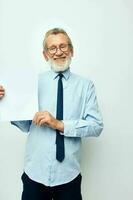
[0,91,5,95]
[32,112,41,123]
[0,95,4,99]
[0,89,5,92]
[36,114,46,125]
[38,118,47,126]
[33,113,45,125]
[0,93,5,97]
[0,93,5,98]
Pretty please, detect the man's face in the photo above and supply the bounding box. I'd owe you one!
[43,33,73,72]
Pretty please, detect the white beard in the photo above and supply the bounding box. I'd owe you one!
[48,57,71,72]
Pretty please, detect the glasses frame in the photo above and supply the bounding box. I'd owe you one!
[46,43,71,55]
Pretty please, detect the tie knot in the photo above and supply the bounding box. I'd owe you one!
[58,73,63,79]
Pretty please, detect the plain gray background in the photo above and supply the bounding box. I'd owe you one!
[0,0,133,199]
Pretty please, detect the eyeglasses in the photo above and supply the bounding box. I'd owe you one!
[47,43,71,55]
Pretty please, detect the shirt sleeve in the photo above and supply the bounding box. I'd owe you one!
[11,120,32,133]
[62,81,103,137]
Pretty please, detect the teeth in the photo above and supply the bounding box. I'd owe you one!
[54,57,66,60]
[57,57,66,59]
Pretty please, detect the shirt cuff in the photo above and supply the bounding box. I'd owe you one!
[62,120,77,137]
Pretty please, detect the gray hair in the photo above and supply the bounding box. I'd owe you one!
[43,28,73,52]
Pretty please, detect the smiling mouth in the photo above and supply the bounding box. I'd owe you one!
[54,57,66,60]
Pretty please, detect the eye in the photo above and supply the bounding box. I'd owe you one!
[48,46,57,54]
[49,46,56,51]
[60,44,67,48]
[60,44,68,51]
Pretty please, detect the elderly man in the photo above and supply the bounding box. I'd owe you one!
[0,28,103,200]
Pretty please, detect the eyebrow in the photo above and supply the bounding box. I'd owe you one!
[48,43,68,48]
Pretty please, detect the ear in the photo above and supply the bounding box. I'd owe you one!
[43,51,49,61]
[71,49,74,57]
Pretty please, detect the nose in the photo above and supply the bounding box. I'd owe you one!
[55,48,63,55]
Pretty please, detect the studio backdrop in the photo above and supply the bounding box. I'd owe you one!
[0,0,132,200]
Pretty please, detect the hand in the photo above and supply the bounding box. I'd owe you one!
[0,85,5,99]
[32,111,64,132]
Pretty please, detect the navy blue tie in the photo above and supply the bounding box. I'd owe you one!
[56,73,65,162]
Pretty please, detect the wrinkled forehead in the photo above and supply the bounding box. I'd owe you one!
[46,33,69,47]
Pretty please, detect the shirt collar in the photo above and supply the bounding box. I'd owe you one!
[51,68,71,80]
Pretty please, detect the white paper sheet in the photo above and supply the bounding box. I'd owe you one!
[0,67,38,121]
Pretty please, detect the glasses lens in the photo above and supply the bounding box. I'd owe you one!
[48,46,56,54]
[60,44,69,52]
[47,44,70,55]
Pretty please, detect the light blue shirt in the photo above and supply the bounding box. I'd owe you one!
[11,68,103,186]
